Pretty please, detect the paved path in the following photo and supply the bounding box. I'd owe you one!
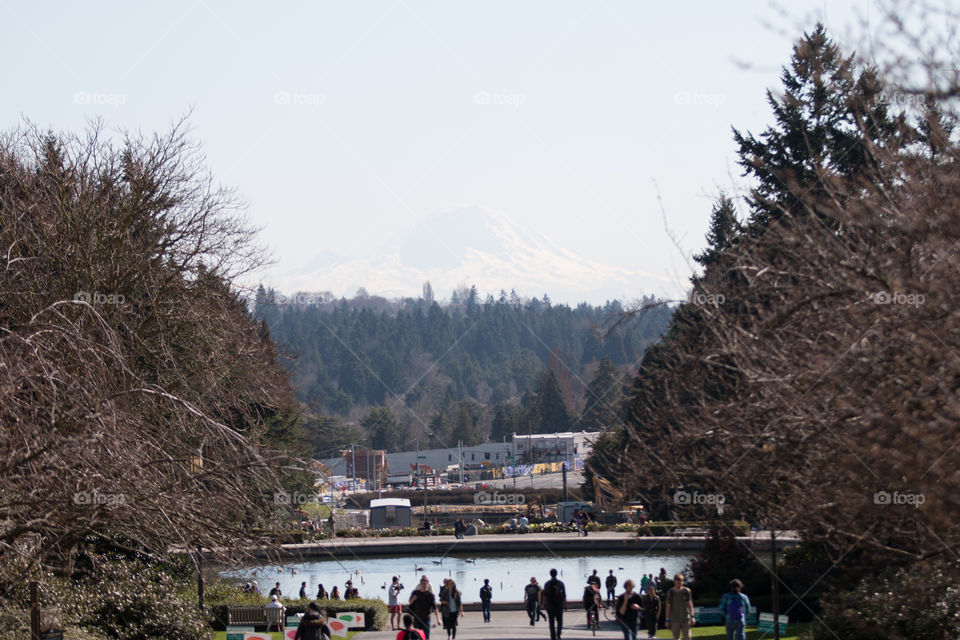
[354,608,631,640]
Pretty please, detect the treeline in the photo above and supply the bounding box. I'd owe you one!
[253,288,672,454]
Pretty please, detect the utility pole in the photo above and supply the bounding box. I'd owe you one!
[350,443,355,491]
[562,464,568,502]
[772,529,780,640]
[459,440,464,486]
[512,432,517,491]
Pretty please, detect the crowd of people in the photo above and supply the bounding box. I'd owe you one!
[241,566,753,640]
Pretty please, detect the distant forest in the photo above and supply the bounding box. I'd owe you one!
[253,285,672,456]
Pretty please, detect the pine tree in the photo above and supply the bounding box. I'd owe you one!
[578,357,625,431]
[693,194,740,270]
[360,406,406,451]
[532,370,572,433]
[733,24,905,231]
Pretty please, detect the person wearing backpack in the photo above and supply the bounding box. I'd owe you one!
[479,578,493,623]
[542,568,567,640]
[396,612,426,640]
[718,579,751,640]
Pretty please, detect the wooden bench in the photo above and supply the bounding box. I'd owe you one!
[227,606,286,630]
[675,527,708,537]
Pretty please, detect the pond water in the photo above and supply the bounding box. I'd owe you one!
[221,551,693,603]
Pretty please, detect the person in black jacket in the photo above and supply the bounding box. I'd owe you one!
[615,579,643,640]
[542,568,567,640]
[408,575,441,640]
[605,570,618,605]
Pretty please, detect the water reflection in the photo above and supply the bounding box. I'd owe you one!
[222,551,692,603]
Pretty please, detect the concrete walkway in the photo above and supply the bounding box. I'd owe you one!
[354,608,631,640]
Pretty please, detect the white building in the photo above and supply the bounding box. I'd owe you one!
[512,431,598,465]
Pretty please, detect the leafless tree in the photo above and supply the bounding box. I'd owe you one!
[0,120,303,593]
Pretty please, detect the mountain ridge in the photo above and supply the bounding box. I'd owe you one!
[266,205,674,304]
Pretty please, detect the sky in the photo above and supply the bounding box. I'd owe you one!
[0,0,878,303]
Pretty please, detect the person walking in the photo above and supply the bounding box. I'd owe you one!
[641,584,661,639]
[605,570,618,605]
[479,578,493,623]
[614,579,643,640]
[439,579,463,639]
[396,613,426,640]
[299,581,308,599]
[294,602,332,640]
[269,582,282,598]
[408,575,441,640]
[524,577,542,626]
[389,576,405,630]
[330,586,340,600]
[316,583,328,600]
[542,568,567,640]
[719,579,751,640]
[664,573,695,640]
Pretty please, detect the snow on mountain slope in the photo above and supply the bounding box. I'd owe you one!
[269,206,675,304]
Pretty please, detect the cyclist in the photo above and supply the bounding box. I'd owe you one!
[583,581,603,628]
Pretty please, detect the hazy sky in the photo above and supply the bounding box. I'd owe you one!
[1,0,876,301]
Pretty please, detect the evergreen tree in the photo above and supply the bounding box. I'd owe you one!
[360,406,406,451]
[733,24,905,231]
[578,357,625,431]
[532,370,572,433]
[693,194,741,270]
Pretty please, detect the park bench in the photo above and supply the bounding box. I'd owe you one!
[675,527,707,537]
[227,605,285,630]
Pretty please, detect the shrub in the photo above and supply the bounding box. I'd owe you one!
[812,559,960,640]
[208,598,387,631]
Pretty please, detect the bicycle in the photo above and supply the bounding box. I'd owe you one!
[586,607,600,636]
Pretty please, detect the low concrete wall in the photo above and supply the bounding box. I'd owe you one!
[225,532,796,561]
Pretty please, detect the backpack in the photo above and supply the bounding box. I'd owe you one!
[480,586,492,602]
[403,630,422,640]
[543,579,563,606]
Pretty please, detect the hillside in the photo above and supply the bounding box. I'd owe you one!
[253,288,672,453]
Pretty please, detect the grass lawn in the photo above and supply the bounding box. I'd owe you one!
[653,623,809,639]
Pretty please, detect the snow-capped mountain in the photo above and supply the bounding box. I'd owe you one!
[267,206,676,304]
